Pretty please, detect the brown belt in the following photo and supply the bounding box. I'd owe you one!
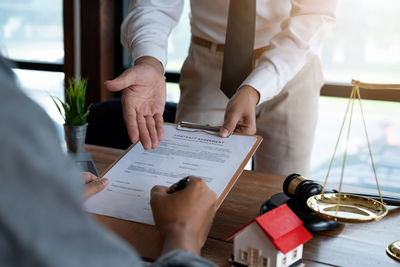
[191,36,271,59]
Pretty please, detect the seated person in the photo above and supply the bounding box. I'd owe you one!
[0,55,217,267]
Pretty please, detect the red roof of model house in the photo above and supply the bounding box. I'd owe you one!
[226,204,312,254]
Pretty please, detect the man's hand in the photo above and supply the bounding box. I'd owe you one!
[104,56,166,150]
[150,177,217,255]
[82,172,109,200]
[219,85,260,137]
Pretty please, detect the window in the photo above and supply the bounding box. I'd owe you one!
[310,1,400,195]
[261,257,270,267]
[282,255,287,267]
[240,249,249,262]
[166,0,190,73]
[0,0,63,63]
[292,248,298,260]
[310,97,400,196]
[320,0,400,84]
[13,69,65,128]
[249,247,261,266]
[163,0,400,86]
[0,0,65,131]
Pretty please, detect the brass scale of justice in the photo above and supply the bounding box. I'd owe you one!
[302,80,399,261]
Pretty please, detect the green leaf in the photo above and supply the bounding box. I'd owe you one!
[50,96,66,121]
[50,77,92,126]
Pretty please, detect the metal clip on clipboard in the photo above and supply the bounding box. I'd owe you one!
[176,121,232,137]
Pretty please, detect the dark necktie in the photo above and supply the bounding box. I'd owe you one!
[220,0,256,98]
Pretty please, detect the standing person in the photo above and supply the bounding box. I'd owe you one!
[105,0,337,176]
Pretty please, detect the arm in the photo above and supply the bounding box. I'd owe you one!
[150,177,217,256]
[242,0,337,103]
[0,112,214,267]
[121,0,184,68]
[0,64,140,267]
[0,56,216,267]
[105,0,184,150]
[220,0,337,137]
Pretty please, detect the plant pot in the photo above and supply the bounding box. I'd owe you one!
[64,123,88,153]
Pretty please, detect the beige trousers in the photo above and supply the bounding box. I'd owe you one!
[176,43,324,176]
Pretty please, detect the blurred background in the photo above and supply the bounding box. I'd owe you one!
[0,0,399,196]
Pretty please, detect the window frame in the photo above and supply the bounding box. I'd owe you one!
[9,61,63,73]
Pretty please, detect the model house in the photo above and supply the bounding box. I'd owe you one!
[227,204,312,267]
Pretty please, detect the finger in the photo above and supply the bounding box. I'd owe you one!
[82,172,97,183]
[238,125,257,135]
[150,185,169,210]
[182,177,204,191]
[154,113,164,141]
[150,185,168,197]
[104,69,137,92]
[236,110,257,135]
[84,178,109,200]
[122,95,139,143]
[188,178,217,204]
[137,114,152,150]
[146,116,159,149]
[220,111,241,137]
[244,115,257,135]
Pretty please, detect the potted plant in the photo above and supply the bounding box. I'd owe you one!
[52,77,92,152]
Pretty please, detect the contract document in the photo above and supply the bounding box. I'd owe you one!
[85,124,262,225]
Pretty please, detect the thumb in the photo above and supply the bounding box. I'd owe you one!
[220,112,240,138]
[151,185,168,197]
[104,69,137,92]
[150,185,168,208]
[84,178,109,200]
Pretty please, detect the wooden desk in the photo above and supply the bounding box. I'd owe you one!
[86,144,400,266]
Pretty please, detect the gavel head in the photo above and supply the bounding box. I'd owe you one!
[283,173,323,205]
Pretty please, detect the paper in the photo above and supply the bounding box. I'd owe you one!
[85,124,259,225]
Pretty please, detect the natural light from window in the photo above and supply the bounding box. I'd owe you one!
[0,0,64,135]
[1,0,399,195]
[166,0,400,194]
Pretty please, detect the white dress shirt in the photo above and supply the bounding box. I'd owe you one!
[121,0,337,103]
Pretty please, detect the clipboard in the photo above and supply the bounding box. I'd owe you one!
[177,121,263,207]
[88,122,262,222]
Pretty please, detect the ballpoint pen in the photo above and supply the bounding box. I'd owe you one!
[167,176,191,194]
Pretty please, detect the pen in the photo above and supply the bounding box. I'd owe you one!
[167,177,191,194]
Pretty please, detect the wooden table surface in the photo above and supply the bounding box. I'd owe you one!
[86,144,400,266]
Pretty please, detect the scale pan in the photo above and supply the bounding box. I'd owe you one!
[307,193,388,223]
[387,240,400,262]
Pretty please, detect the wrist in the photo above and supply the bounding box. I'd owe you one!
[135,56,164,76]
[160,224,201,255]
[238,85,260,105]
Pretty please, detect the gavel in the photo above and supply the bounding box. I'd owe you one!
[283,173,323,205]
[283,173,400,206]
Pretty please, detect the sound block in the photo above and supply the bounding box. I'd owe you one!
[260,192,342,232]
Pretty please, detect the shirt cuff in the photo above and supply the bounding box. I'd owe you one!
[240,63,281,104]
[152,249,217,267]
[131,43,167,70]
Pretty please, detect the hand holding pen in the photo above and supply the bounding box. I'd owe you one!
[150,177,217,255]
[166,176,191,194]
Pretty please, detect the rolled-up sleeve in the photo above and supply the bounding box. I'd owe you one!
[121,0,184,68]
[241,0,337,104]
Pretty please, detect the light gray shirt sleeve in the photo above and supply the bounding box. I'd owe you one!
[0,56,216,267]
